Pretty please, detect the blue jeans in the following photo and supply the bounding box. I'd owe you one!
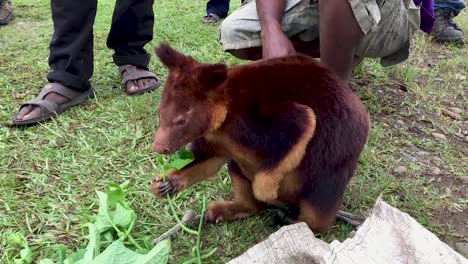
[206,0,230,18]
[434,0,465,15]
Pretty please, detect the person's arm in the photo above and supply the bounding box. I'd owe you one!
[319,0,364,80]
[257,0,296,59]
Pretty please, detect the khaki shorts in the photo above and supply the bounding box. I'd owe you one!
[219,0,421,66]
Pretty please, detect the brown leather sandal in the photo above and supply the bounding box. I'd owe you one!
[119,65,161,96]
[11,83,94,126]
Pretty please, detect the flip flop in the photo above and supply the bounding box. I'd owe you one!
[202,13,221,24]
[11,83,95,126]
[119,65,161,96]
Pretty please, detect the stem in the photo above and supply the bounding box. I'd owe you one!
[127,234,144,251]
[195,196,207,264]
[182,247,218,264]
[167,194,199,235]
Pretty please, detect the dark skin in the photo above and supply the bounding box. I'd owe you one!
[15,65,158,121]
[228,0,364,81]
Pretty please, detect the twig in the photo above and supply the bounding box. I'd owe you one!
[153,210,200,245]
[336,210,366,226]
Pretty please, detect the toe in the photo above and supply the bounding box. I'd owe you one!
[16,105,33,120]
[22,107,43,121]
[126,80,138,93]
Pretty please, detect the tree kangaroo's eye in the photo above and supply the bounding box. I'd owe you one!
[175,119,186,126]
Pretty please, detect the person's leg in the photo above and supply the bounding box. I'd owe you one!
[204,0,230,23]
[433,0,465,42]
[14,0,97,123]
[0,0,14,25]
[47,0,96,92]
[107,0,160,95]
[219,0,320,60]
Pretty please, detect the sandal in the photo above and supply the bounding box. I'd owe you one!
[119,65,161,96]
[202,13,221,24]
[11,83,95,126]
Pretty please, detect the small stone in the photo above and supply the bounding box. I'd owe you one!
[404,142,414,147]
[454,74,466,81]
[349,231,356,238]
[401,152,416,161]
[432,167,442,175]
[382,123,389,127]
[441,109,462,120]
[440,187,452,198]
[434,77,444,82]
[432,133,447,140]
[462,130,468,136]
[415,151,429,157]
[395,166,407,174]
[396,120,405,126]
[459,176,468,184]
[449,107,462,114]
[454,242,468,257]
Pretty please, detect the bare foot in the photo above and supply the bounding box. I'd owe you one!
[15,83,69,121]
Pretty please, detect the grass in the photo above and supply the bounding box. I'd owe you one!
[1,0,467,263]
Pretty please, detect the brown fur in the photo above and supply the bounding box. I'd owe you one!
[151,43,370,233]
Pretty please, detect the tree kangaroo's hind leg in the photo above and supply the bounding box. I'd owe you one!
[205,161,263,223]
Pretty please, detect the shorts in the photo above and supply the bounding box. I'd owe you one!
[219,0,421,66]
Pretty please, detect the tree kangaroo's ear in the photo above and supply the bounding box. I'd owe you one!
[155,43,189,69]
[197,63,228,90]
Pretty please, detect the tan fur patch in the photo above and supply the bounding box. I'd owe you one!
[253,105,316,202]
[204,132,261,180]
[209,102,228,131]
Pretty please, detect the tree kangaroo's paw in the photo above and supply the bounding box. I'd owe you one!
[150,171,183,197]
[205,201,255,223]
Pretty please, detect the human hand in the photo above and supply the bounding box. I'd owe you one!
[261,29,296,59]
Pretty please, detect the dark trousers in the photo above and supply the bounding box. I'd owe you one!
[206,0,230,19]
[47,0,155,92]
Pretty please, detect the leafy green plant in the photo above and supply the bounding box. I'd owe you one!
[6,233,33,264]
[39,182,170,264]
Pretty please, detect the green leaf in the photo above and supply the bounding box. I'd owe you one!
[94,191,113,233]
[166,158,193,170]
[94,190,137,235]
[91,239,170,264]
[113,203,136,229]
[6,233,26,247]
[174,149,195,160]
[19,247,33,263]
[81,223,101,263]
[106,182,126,209]
[157,156,166,167]
[38,260,55,264]
[166,149,195,170]
[63,249,86,264]
[101,231,114,245]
